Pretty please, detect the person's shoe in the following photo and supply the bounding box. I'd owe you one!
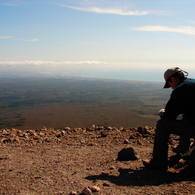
[169,154,182,167]
[172,145,189,154]
[142,159,168,171]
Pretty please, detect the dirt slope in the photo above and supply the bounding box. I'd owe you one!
[0,126,195,195]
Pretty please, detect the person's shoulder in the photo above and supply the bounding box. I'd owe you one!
[177,78,195,91]
[185,77,194,81]
[183,78,195,85]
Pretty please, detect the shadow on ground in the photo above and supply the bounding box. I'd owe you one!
[86,167,195,186]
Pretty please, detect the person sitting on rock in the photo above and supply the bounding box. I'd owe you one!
[143,67,195,170]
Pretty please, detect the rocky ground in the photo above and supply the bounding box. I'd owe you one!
[0,125,195,195]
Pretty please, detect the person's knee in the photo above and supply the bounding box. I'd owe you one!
[156,119,170,134]
[156,119,164,128]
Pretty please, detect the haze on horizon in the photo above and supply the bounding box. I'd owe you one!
[1,0,195,82]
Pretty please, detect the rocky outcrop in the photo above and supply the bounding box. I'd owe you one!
[0,125,156,145]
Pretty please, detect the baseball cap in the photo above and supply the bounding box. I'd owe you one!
[163,67,187,88]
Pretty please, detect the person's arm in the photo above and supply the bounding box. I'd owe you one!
[161,90,183,120]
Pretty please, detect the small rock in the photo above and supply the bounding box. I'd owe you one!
[97,126,104,130]
[41,126,47,131]
[88,142,97,146]
[105,126,113,130]
[82,187,93,195]
[103,182,110,187]
[117,147,138,161]
[100,131,108,137]
[124,139,130,144]
[137,126,151,135]
[178,159,186,168]
[2,138,12,143]
[68,191,77,195]
[137,139,142,145]
[129,134,136,139]
[2,130,9,135]
[64,127,71,131]
[13,138,20,143]
[88,185,100,192]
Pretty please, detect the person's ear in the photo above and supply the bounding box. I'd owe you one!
[169,77,174,83]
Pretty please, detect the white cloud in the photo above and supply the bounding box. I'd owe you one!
[0,61,108,66]
[1,61,195,74]
[0,36,12,39]
[0,0,26,6]
[19,38,38,42]
[0,36,38,41]
[60,4,163,16]
[0,61,160,70]
[1,3,16,6]
[190,21,195,25]
[132,26,195,35]
[0,61,170,69]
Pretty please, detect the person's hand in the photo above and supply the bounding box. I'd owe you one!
[158,109,165,117]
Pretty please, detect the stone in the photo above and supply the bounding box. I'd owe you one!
[124,139,130,144]
[102,182,110,187]
[137,126,151,135]
[82,187,93,195]
[68,191,77,195]
[2,138,12,143]
[117,147,138,161]
[178,159,186,168]
[110,166,115,170]
[64,127,71,131]
[88,185,100,192]
[100,131,108,137]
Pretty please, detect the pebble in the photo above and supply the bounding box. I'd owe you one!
[178,159,186,168]
[103,182,110,187]
[110,166,115,170]
[68,191,77,195]
[82,187,93,195]
[124,139,130,144]
[88,185,100,192]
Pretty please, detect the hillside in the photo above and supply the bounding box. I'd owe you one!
[1,125,195,195]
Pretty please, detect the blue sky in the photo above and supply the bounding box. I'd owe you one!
[1,0,195,81]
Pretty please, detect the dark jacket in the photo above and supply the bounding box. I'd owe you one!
[162,78,195,125]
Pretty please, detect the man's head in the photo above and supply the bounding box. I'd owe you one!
[164,67,188,89]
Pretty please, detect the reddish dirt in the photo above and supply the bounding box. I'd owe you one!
[0,126,195,195]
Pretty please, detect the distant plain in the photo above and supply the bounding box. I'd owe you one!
[0,77,171,129]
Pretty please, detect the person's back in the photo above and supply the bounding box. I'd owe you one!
[162,78,195,125]
[178,78,195,125]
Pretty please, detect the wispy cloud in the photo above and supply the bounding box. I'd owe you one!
[131,26,195,35]
[2,61,194,71]
[0,36,38,41]
[18,38,38,42]
[0,0,22,7]
[2,3,17,6]
[59,4,164,16]
[0,36,12,39]
[0,61,108,66]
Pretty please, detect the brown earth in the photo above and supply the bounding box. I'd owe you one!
[0,126,195,195]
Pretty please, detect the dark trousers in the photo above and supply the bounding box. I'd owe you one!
[152,119,195,162]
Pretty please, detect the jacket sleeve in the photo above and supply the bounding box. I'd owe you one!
[161,89,184,120]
